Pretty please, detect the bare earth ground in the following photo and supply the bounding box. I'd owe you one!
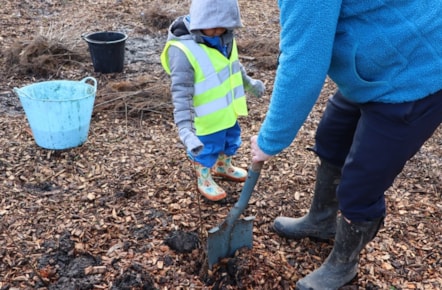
[0,1,441,289]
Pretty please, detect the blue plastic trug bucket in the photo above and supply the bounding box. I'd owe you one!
[14,77,98,150]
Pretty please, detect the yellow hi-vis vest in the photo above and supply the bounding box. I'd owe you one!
[161,39,248,136]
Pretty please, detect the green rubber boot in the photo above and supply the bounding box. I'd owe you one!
[273,159,341,240]
[295,215,384,290]
[212,153,247,182]
[194,162,226,201]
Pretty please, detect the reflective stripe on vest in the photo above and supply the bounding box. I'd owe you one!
[161,39,248,136]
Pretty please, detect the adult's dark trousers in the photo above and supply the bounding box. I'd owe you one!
[313,90,442,222]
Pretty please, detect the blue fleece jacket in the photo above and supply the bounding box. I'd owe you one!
[258,0,442,156]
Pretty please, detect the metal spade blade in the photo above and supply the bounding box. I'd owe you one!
[207,161,263,269]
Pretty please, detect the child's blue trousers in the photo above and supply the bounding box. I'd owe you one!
[191,122,242,168]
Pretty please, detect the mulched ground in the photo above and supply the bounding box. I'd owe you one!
[0,1,441,289]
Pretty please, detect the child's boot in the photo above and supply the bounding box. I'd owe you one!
[194,162,227,201]
[212,153,247,182]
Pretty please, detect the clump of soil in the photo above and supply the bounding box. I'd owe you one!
[36,232,102,289]
[111,264,156,290]
[164,230,200,253]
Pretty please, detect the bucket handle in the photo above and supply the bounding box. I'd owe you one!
[80,77,98,94]
[12,87,29,99]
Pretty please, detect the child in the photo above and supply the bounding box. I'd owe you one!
[161,0,265,201]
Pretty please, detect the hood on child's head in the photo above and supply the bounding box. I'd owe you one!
[189,0,243,32]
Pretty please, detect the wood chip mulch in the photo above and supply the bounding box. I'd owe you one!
[0,1,441,289]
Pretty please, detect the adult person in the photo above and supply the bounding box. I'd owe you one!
[250,1,442,289]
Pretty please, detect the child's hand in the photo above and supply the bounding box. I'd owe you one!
[246,79,265,98]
